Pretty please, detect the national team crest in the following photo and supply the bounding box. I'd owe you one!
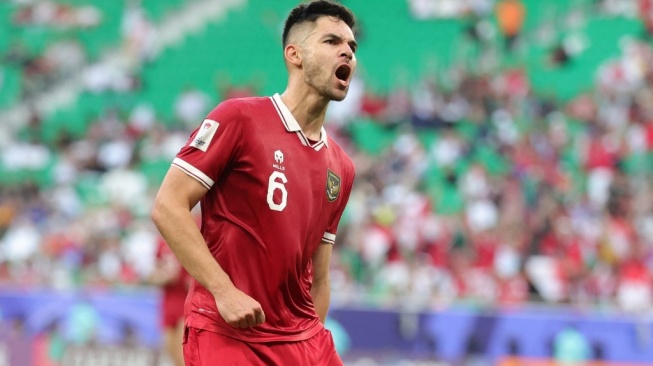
[326,169,341,202]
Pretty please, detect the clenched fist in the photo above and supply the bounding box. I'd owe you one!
[214,286,266,329]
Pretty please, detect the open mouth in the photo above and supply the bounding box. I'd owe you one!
[335,65,351,82]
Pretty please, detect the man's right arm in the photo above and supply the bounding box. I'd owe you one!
[151,167,265,328]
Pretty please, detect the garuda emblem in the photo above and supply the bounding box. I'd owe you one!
[326,169,341,202]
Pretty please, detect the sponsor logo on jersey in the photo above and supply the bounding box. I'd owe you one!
[189,119,219,152]
[326,169,341,202]
[274,150,284,164]
[273,149,285,170]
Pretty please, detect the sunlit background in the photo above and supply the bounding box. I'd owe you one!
[1,0,653,365]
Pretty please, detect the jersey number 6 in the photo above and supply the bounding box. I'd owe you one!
[267,171,288,211]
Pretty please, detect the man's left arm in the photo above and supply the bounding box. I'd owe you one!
[311,241,333,324]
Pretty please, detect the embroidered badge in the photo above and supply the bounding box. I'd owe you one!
[326,169,341,202]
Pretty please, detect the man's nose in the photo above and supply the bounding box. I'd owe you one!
[340,48,353,60]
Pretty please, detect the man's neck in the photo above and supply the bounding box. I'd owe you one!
[280,88,329,141]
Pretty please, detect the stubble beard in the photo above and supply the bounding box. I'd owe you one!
[304,62,347,102]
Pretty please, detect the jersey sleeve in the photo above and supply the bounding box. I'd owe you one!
[322,162,355,245]
[172,100,244,189]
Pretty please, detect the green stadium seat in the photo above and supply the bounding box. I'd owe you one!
[348,119,398,156]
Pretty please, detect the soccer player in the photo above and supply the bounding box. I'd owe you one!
[150,1,358,365]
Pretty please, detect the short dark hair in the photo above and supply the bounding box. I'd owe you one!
[282,1,356,47]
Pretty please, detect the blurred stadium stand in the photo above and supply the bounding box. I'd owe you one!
[2,0,653,365]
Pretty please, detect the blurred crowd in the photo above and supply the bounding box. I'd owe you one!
[1,0,653,316]
[329,37,653,313]
[1,0,154,102]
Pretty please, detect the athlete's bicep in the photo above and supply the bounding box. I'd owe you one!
[313,242,333,285]
[155,165,209,211]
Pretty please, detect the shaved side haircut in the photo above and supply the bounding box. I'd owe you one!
[282,0,356,47]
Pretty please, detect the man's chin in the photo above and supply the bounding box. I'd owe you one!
[328,89,348,102]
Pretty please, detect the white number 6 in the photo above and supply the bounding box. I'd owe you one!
[267,171,288,211]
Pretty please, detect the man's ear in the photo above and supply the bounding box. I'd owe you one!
[284,44,302,67]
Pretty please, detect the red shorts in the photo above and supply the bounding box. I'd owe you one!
[161,304,184,329]
[182,326,344,366]
[161,296,185,328]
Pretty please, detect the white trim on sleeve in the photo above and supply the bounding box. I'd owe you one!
[322,232,336,244]
[172,158,214,190]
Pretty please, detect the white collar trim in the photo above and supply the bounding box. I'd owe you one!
[271,93,329,150]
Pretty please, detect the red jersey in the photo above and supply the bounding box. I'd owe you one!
[172,94,355,343]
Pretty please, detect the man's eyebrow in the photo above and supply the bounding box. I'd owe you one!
[323,33,358,49]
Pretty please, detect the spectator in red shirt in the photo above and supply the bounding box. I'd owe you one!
[147,239,190,366]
